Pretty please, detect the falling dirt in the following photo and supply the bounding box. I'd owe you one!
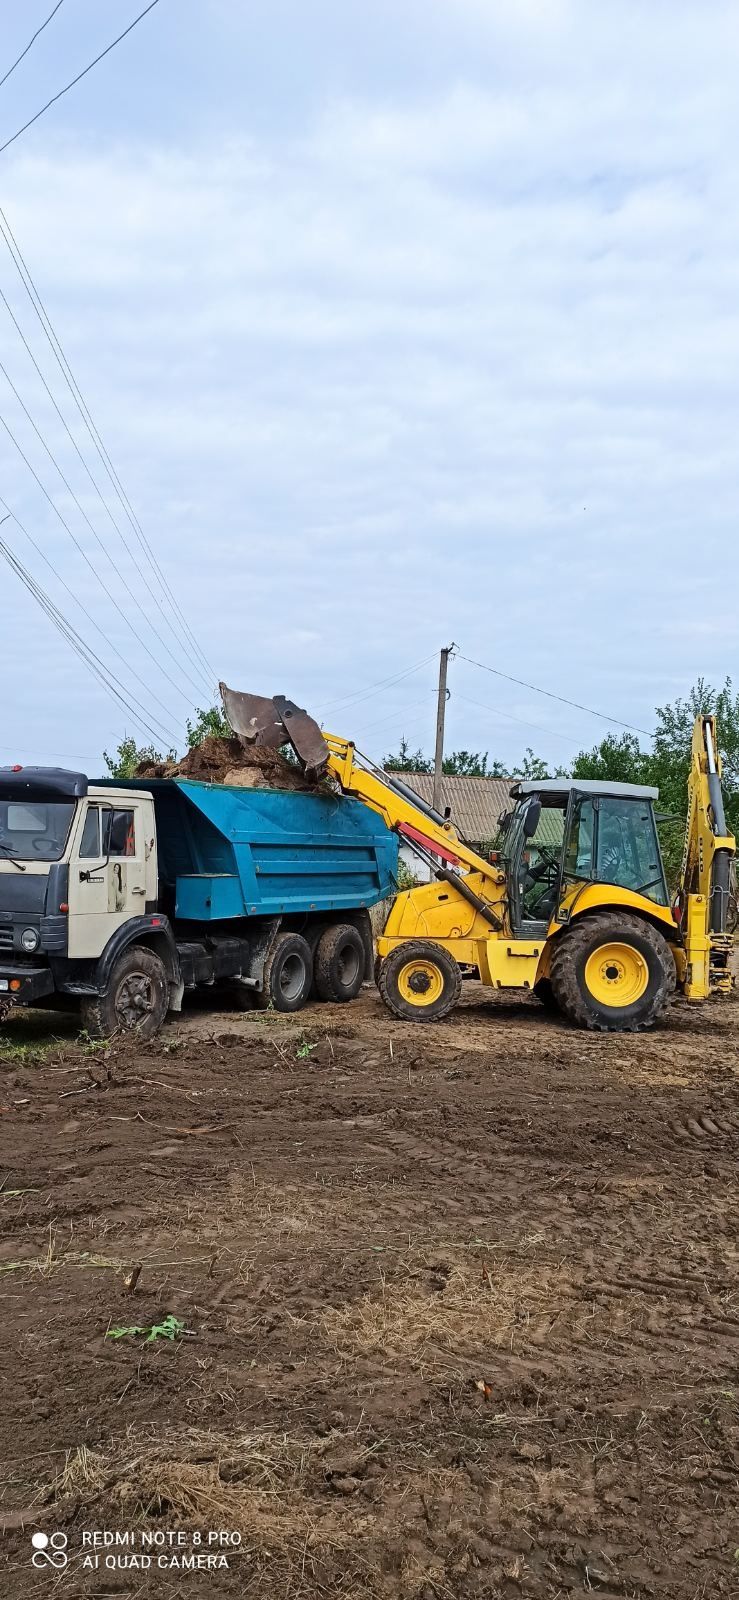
[135,732,318,791]
[1,984,738,1597]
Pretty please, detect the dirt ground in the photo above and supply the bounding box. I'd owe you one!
[0,983,738,1599]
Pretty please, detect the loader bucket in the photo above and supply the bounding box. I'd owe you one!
[220,683,329,774]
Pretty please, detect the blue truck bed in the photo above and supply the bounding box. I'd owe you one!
[124,778,398,920]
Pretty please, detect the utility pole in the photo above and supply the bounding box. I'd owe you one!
[433,643,456,813]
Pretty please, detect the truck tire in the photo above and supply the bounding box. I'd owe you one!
[314,924,365,1003]
[550,913,675,1033]
[80,945,169,1040]
[378,941,461,1024]
[257,932,313,1013]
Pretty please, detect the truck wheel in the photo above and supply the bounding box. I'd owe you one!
[378,941,461,1023]
[258,932,313,1013]
[314,924,365,1002]
[550,914,675,1032]
[81,945,169,1040]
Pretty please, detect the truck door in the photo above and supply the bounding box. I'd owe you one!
[68,799,149,959]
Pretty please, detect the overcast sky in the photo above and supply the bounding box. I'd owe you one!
[0,0,736,775]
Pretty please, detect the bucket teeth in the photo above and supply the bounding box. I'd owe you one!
[220,684,328,774]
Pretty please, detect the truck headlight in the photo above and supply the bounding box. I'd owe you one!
[21,928,39,952]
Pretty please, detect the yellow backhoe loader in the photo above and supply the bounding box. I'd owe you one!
[222,687,736,1033]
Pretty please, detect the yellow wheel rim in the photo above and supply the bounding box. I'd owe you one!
[584,941,649,1006]
[396,958,444,1007]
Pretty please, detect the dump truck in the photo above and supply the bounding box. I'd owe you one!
[0,766,398,1036]
[224,689,736,1033]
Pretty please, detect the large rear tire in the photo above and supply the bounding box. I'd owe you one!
[378,941,462,1024]
[314,924,365,1003]
[550,914,675,1032]
[81,945,168,1040]
[257,932,313,1013]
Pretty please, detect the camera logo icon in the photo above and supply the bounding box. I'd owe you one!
[31,1531,68,1570]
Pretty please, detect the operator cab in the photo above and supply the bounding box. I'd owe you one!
[500,779,669,939]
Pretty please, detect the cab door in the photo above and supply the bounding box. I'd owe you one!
[68,799,149,959]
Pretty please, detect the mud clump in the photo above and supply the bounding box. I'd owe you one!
[135,734,316,791]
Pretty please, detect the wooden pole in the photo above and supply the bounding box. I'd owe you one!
[433,644,455,812]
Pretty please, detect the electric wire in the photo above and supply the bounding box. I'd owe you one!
[0,0,163,159]
[319,654,437,718]
[0,1,67,93]
[0,490,181,747]
[0,406,194,731]
[0,519,180,748]
[0,237,215,700]
[0,207,217,693]
[453,692,581,749]
[458,653,652,737]
[0,349,209,703]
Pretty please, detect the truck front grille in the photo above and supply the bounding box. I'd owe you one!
[0,924,12,951]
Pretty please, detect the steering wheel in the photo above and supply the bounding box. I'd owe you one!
[525,844,560,882]
[29,836,50,852]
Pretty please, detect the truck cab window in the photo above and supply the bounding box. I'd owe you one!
[79,806,102,859]
[103,810,136,858]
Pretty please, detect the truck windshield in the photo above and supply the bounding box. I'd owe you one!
[0,798,75,862]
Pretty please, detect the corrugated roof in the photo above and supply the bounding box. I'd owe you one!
[391,771,513,845]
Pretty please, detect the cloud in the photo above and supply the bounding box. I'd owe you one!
[0,1,737,770]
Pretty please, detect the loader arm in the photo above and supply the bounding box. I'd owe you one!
[677,715,736,999]
[322,733,506,927]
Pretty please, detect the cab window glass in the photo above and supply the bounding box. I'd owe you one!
[102,810,136,858]
[564,798,595,879]
[79,806,101,859]
[596,798,667,905]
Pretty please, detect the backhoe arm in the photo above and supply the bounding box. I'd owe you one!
[678,716,735,999]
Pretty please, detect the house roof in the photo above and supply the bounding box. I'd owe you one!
[392,770,513,845]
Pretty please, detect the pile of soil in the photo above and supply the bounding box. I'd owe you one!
[135,734,317,791]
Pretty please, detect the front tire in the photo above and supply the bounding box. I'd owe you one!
[81,945,168,1040]
[550,914,675,1032]
[378,941,462,1023]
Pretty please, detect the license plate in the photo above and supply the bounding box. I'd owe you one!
[0,980,7,991]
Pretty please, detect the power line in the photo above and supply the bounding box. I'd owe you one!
[458,654,652,738]
[0,348,208,704]
[0,0,162,159]
[0,1,67,93]
[0,208,217,696]
[0,491,181,747]
[0,520,178,748]
[319,654,438,718]
[453,691,580,749]
[0,277,213,698]
[0,407,187,732]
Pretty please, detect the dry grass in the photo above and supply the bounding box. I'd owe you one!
[45,1425,375,1547]
[322,1251,575,1376]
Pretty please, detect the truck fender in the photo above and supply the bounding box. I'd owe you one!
[95,916,181,1004]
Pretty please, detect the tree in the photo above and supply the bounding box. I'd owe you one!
[384,737,433,773]
[103,735,176,780]
[512,747,551,780]
[442,750,507,777]
[186,704,231,748]
[571,732,652,786]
